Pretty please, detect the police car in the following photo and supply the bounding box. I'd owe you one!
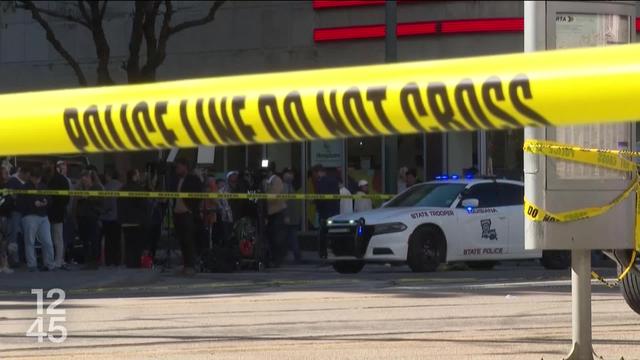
[323,176,570,274]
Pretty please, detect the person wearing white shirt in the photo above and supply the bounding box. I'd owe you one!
[339,179,353,215]
[354,180,373,213]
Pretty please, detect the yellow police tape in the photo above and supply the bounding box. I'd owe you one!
[2,44,640,156]
[3,189,393,201]
[523,139,639,287]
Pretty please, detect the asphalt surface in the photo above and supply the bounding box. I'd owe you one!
[0,261,638,360]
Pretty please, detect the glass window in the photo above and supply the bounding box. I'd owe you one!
[487,129,523,180]
[385,183,466,208]
[227,145,246,172]
[460,183,500,208]
[247,145,263,170]
[498,183,524,206]
[390,134,425,194]
[347,137,382,195]
[425,133,444,181]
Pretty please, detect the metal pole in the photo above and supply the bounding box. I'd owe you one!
[566,249,594,360]
[384,0,397,194]
[385,0,397,63]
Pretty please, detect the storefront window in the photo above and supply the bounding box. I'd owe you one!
[247,145,263,170]
[307,140,344,229]
[425,133,444,181]
[392,134,424,194]
[267,143,303,188]
[226,145,246,172]
[486,129,523,180]
[347,137,382,195]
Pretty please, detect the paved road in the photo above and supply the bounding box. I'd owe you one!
[0,262,638,360]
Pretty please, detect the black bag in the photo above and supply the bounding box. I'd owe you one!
[200,245,237,273]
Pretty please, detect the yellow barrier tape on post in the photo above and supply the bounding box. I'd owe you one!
[1,44,640,155]
[3,189,394,201]
[523,139,639,287]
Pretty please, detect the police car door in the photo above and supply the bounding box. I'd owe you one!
[497,182,541,258]
[455,182,508,259]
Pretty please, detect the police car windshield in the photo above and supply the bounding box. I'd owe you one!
[385,183,467,208]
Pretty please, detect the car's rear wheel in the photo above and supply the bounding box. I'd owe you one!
[466,261,497,270]
[332,261,365,274]
[614,251,640,315]
[407,226,445,273]
[541,250,571,270]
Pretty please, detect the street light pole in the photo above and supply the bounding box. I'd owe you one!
[384,0,398,194]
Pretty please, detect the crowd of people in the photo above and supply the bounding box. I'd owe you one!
[0,156,422,275]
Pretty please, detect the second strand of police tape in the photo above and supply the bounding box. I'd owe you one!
[1,189,393,201]
[523,139,640,287]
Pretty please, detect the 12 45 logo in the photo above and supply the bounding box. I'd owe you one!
[26,289,67,343]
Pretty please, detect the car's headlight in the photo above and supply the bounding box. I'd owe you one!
[373,222,407,235]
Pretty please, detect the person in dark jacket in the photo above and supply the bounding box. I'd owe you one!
[76,170,103,270]
[19,167,55,272]
[101,168,122,266]
[312,164,340,259]
[118,169,149,268]
[47,160,70,269]
[0,165,13,273]
[6,167,29,266]
[313,165,340,221]
[173,158,203,275]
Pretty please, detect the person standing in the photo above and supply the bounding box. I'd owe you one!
[397,166,408,194]
[313,165,340,222]
[264,163,287,266]
[260,164,285,266]
[101,169,122,267]
[0,166,13,273]
[6,167,29,267]
[354,180,373,213]
[405,168,420,188]
[76,170,103,270]
[282,168,302,263]
[118,169,149,268]
[47,160,71,270]
[201,177,219,249]
[19,168,55,272]
[312,165,340,259]
[173,158,203,276]
[218,172,236,247]
[339,178,353,215]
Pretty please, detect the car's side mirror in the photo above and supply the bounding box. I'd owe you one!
[461,198,479,208]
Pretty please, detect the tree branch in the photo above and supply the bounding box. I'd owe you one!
[87,0,113,85]
[15,0,90,28]
[19,0,87,86]
[143,1,160,59]
[169,0,225,35]
[77,0,90,24]
[100,0,108,20]
[126,1,145,83]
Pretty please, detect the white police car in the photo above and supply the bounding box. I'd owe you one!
[323,176,570,274]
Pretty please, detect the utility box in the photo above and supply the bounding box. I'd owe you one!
[524,1,637,250]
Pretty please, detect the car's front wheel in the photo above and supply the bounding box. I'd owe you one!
[332,261,365,274]
[407,226,445,273]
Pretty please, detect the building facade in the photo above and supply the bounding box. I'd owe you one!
[1,1,638,228]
